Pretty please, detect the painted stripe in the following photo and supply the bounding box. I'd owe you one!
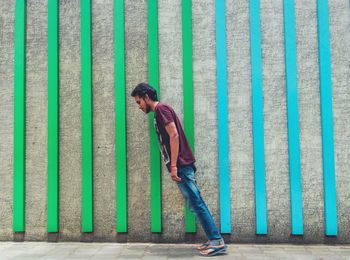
[81,0,93,232]
[148,0,162,233]
[316,0,337,236]
[182,0,196,233]
[215,0,231,234]
[13,0,26,232]
[115,0,128,233]
[283,0,304,235]
[47,0,59,233]
[249,0,267,235]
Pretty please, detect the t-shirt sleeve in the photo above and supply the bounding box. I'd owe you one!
[157,106,174,126]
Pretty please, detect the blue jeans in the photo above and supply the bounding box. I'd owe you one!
[176,165,222,241]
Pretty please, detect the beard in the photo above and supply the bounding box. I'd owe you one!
[145,104,151,113]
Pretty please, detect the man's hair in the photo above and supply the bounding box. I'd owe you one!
[131,83,158,101]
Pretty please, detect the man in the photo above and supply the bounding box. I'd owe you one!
[131,83,227,257]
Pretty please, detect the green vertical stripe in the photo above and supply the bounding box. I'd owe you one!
[13,0,26,233]
[115,0,128,233]
[47,0,59,232]
[148,0,162,233]
[81,0,93,232]
[182,0,196,233]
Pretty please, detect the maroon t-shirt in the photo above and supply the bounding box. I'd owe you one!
[154,103,195,172]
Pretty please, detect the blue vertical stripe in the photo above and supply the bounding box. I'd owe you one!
[283,0,304,235]
[215,0,231,234]
[316,0,338,236]
[249,0,267,235]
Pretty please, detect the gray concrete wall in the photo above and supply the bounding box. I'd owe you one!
[329,0,350,243]
[125,0,150,242]
[159,0,185,242]
[92,0,115,242]
[0,0,14,242]
[59,0,82,241]
[227,0,256,242]
[295,0,325,242]
[25,0,48,241]
[0,0,349,243]
[261,0,290,242]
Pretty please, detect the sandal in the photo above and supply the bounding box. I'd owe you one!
[199,244,227,257]
[197,241,210,250]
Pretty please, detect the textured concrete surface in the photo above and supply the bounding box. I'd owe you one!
[159,0,186,242]
[59,0,82,241]
[125,0,151,242]
[192,0,219,241]
[91,0,116,242]
[329,0,350,243]
[0,0,14,242]
[260,0,290,241]
[295,1,327,243]
[227,0,256,242]
[0,0,349,243]
[0,242,349,259]
[25,0,48,241]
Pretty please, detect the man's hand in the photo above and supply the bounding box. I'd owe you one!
[170,166,181,182]
[165,122,181,182]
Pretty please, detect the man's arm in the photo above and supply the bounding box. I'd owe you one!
[165,122,181,182]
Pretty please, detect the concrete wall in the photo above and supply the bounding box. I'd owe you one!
[0,0,349,243]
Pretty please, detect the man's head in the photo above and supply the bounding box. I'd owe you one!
[131,83,158,114]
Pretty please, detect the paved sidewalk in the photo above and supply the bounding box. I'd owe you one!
[0,242,349,259]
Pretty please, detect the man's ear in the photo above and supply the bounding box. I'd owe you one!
[144,94,149,102]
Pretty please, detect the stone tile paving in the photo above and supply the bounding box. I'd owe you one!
[0,242,349,259]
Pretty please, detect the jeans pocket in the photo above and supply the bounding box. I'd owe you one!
[186,172,196,183]
[179,166,196,183]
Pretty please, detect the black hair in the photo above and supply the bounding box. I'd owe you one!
[131,83,158,101]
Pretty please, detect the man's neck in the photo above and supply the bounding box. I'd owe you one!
[150,101,159,112]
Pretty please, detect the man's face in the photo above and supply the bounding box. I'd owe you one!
[134,96,151,114]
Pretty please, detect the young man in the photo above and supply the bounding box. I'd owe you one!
[131,83,227,256]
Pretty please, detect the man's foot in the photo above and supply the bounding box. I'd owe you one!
[197,241,210,250]
[199,244,227,257]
